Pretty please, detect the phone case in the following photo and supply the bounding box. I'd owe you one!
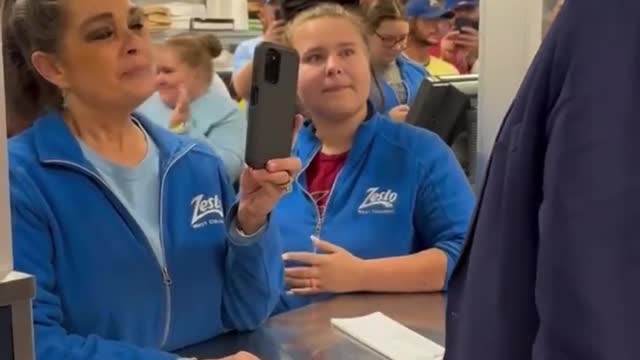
[244,42,300,169]
[454,17,479,31]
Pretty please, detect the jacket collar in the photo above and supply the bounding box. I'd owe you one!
[33,111,191,167]
[294,102,381,165]
[395,54,410,71]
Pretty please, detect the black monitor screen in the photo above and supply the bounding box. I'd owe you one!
[406,78,471,145]
[0,305,14,360]
[406,77,476,180]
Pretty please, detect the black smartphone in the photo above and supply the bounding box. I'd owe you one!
[454,17,479,32]
[245,42,300,169]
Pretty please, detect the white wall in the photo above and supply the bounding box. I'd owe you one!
[0,30,12,278]
[475,0,544,184]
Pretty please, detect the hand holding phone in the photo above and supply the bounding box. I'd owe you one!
[452,18,479,56]
[454,17,479,32]
[238,42,302,232]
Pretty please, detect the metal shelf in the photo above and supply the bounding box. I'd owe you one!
[150,28,262,48]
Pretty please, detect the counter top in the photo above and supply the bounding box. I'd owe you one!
[178,293,446,359]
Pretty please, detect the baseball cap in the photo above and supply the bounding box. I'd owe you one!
[405,0,454,19]
[445,0,479,10]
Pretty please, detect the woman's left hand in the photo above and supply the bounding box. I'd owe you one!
[282,236,365,295]
[236,157,301,234]
[388,104,410,122]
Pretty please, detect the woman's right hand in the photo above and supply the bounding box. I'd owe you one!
[388,104,410,122]
[236,156,302,234]
[170,85,190,130]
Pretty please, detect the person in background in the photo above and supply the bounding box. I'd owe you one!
[138,33,246,181]
[4,0,301,359]
[232,0,362,101]
[365,0,426,121]
[231,0,284,100]
[403,0,459,76]
[439,0,480,74]
[446,0,640,359]
[211,72,234,100]
[272,3,474,314]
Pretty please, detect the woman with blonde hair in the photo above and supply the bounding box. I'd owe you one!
[138,33,246,181]
[272,3,474,313]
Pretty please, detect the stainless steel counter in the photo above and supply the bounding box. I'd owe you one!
[177,293,446,359]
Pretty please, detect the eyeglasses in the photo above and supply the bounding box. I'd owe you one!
[375,32,408,48]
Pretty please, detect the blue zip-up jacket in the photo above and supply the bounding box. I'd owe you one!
[8,112,283,360]
[371,55,427,114]
[272,110,474,313]
[446,1,640,359]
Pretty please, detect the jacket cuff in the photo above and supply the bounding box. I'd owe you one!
[225,203,268,246]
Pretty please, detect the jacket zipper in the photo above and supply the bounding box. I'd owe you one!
[372,71,387,112]
[296,147,345,252]
[296,147,322,237]
[403,78,412,104]
[157,144,195,348]
[45,143,195,349]
[313,168,345,251]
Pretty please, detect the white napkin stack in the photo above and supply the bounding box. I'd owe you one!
[331,312,445,360]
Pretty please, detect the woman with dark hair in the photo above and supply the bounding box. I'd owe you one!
[3,0,300,359]
[2,0,40,136]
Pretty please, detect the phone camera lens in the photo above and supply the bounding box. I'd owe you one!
[265,48,281,84]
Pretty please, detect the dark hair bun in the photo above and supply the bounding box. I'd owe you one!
[198,34,223,59]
